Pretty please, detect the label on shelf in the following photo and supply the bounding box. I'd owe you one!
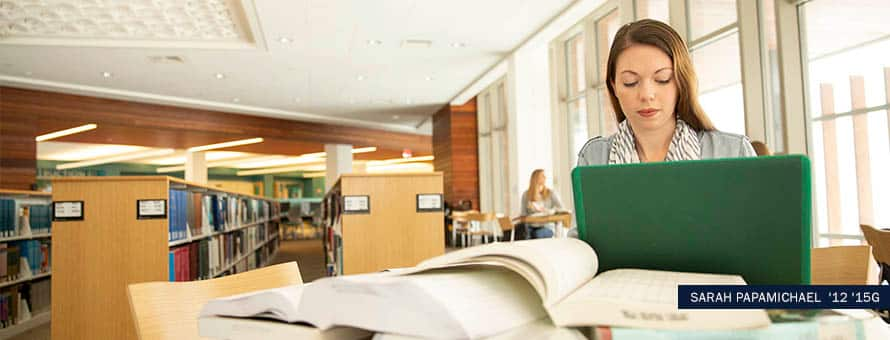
[52,201,84,221]
[416,193,443,212]
[137,199,167,219]
[343,195,370,214]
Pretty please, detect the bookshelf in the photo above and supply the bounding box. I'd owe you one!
[50,176,284,340]
[0,189,53,338]
[323,173,445,275]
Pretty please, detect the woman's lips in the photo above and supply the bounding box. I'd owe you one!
[637,108,659,118]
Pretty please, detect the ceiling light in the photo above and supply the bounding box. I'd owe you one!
[451,42,467,48]
[356,75,365,81]
[237,164,327,176]
[38,142,148,161]
[36,124,98,142]
[156,155,284,173]
[298,146,376,159]
[278,37,291,43]
[215,73,225,79]
[401,39,432,48]
[302,171,326,178]
[366,39,382,45]
[102,71,112,78]
[235,157,323,169]
[425,76,433,81]
[368,155,434,166]
[187,137,264,152]
[232,98,240,103]
[57,148,175,170]
[367,162,434,173]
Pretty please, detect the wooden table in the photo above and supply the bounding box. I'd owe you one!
[513,212,573,238]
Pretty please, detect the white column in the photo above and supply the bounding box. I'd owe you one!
[185,151,207,184]
[325,144,352,191]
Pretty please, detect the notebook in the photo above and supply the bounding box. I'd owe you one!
[571,155,812,285]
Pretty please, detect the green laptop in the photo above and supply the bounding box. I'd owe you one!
[571,155,811,285]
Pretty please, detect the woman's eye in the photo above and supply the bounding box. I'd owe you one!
[655,79,671,84]
[622,82,638,87]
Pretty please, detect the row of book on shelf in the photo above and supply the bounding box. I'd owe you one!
[0,277,49,330]
[169,222,279,281]
[0,200,52,237]
[168,189,279,242]
[2,240,50,282]
[320,191,343,276]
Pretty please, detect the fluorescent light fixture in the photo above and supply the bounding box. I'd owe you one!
[102,71,112,78]
[368,155,434,166]
[215,73,225,79]
[356,75,365,81]
[156,155,283,173]
[57,148,175,170]
[302,171,326,178]
[234,157,323,169]
[298,146,376,159]
[367,162,433,173]
[35,124,98,142]
[187,137,263,152]
[237,164,326,176]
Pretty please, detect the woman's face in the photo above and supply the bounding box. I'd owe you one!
[536,173,546,188]
[613,44,678,135]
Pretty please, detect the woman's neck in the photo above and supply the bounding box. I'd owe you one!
[633,120,676,162]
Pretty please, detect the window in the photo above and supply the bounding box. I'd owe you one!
[477,79,511,216]
[798,0,890,246]
[687,0,746,135]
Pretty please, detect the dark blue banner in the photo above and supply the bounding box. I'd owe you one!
[678,285,890,309]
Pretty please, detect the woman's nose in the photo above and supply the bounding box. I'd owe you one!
[639,81,656,101]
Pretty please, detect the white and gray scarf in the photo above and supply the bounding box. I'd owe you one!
[608,119,701,164]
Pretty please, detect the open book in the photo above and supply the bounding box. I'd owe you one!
[200,238,770,339]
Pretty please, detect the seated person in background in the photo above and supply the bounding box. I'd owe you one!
[520,169,564,239]
[576,19,756,166]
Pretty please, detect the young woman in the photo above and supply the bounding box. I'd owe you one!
[577,19,755,166]
[520,169,564,239]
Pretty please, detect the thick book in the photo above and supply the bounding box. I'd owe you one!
[589,309,879,340]
[200,239,769,338]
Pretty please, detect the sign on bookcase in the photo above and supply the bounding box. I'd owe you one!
[137,199,167,219]
[52,201,84,221]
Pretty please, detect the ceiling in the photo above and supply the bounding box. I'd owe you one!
[0,0,576,134]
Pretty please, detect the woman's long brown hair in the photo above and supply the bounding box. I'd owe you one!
[605,19,715,131]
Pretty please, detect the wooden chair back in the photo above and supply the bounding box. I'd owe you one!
[127,262,302,340]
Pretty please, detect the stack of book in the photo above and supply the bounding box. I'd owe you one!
[198,238,884,339]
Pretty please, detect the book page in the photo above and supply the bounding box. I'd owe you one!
[373,317,586,340]
[415,238,598,306]
[199,284,304,322]
[549,269,770,330]
[298,267,547,339]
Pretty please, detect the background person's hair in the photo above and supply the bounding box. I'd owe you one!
[751,140,772,156]
[527,169,551,202]
[605,19,716,131]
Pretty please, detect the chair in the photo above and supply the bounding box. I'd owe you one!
[497,215,516,242]
[460,212,497,247]
[810,245,877,284]
[127,262,303,340]
[449,210,477,247]
[860,224,890,283]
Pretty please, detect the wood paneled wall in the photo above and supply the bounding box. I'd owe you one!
[432,98,479,209]
[0,86,433,189]
[0,108,37,190]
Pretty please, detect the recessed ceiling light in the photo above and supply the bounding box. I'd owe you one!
[392,115,400,120]
[102,71,113,78]
[232,98,240,103]
[424,76,433,81]
[356,75,366,81]
[451,42,467,48]
[402,39,432,48]
[215,73,225,79]
[367,39,382,45]
[278,37,292,43]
